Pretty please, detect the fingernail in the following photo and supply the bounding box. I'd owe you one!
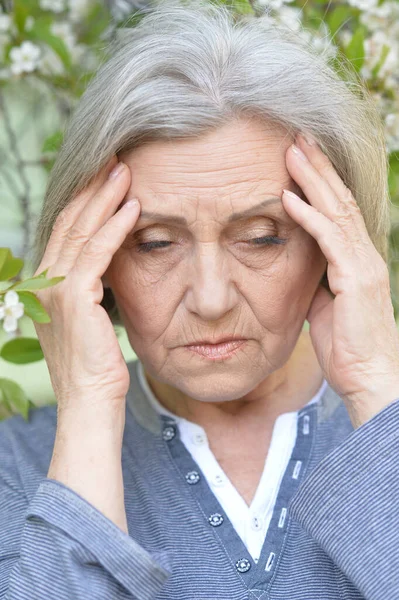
[291,144,308,162]
[123,198,139,209]
[108,162,126,180]
[303,133,316,146]
[283,189,301,201]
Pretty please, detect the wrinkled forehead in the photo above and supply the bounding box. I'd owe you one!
[119,118,296,222]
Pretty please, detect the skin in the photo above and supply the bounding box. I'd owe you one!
[103,117,327,443]
[37,115,399,531]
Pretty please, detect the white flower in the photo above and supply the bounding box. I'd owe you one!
[257,0,294,8]
[0,291,24,333]
[347,0,378,11]
[39,0,66,13]
[50,21,76,51]
[68,0,93,23]
[9,41,41,75]
[276,6,303,32]
[0,14,11,32]
[362,30,398,79]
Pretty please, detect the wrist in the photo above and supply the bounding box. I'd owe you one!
[56,397,126,441]
[344,379,399,428]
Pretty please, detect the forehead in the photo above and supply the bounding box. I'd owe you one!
[120,117,295,219]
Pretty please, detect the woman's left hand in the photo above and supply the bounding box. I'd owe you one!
[282,133,399,429]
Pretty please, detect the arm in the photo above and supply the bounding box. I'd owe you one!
[0,414,172,600]
[288,397,399,600]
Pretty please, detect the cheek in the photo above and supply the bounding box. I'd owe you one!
[111,257,178,344]
[248,238,325,328]
[111,235,324,339]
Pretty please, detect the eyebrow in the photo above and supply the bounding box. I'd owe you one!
[137,196,282,225]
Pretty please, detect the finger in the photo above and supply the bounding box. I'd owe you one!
[38,156,119,275]
[72,199,141,292]
[52,162,131,276]
[296,133,351,201]
[281,190,364,272]
[287,137,368,239]
[285,143,343,220]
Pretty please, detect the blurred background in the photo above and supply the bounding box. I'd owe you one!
[0,0,398,414]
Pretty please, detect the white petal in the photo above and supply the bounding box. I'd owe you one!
[4,290,20,306]
[9,46,22,61]
[3,315,17,333]
[10,63,23,75]
[11,303,24,319]
[0,304,4,319]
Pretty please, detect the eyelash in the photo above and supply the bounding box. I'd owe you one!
[136,236,286,253]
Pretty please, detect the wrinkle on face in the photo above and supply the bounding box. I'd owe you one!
[105,117,326,426]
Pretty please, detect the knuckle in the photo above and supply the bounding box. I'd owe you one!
[81,236,103,256]
[52,209,69,232]
[342,186,358,210]
[66,224,89,246]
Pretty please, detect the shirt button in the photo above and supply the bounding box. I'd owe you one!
[211,474,225,487]
[208,513,224,527]
[185,471,200,485]
[162,425,176,441]
[191,432,207,446]
[251,516,263,531]
[236,558,251,573]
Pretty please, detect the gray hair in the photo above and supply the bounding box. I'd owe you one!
[31,0,391,326]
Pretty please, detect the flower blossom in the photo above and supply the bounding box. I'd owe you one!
[39,0,66,12]
[9,41,41,75]
[0,291,24,333]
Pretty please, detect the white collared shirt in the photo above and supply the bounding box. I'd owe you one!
[136,361,327,563]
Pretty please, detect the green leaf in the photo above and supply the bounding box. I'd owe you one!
[42,130,64,154]
[0,338,44,364]
[0,378,30,421]
[327,5,355,38]
[13,0,30,34]
[79,3,112,46]
[10,275,65,292]
[389,152,399,202]
[344,26,365,73]
[0,248,24,281]
[17,291,51,323]
[371,43,391,78]
[29,16,72,71]
[0,248,8,276]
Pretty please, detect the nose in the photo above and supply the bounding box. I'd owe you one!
[183,243,238,321]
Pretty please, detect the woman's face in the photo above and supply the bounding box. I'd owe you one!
[104,117,327,402]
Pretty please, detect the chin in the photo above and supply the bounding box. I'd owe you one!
[162,366,268,403]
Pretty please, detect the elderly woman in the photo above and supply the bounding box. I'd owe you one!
[1,0,399,598]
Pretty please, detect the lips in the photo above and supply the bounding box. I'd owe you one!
[185,339,247,359]
[185,337,246,346]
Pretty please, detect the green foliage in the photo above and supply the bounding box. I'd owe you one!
[0,248,23,280]
[0,378,31,420]
[0,249,66,419]
[0,338,44,364]
[29,15,72,70]
[344,25,366,73]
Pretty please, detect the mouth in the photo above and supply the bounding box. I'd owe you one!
[184,339,247,360]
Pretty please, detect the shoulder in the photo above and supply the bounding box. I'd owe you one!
[0,404,58,498]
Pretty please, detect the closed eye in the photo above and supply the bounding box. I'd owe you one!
[136,236,286,253]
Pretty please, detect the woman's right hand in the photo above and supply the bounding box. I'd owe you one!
[33,156,141,416]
